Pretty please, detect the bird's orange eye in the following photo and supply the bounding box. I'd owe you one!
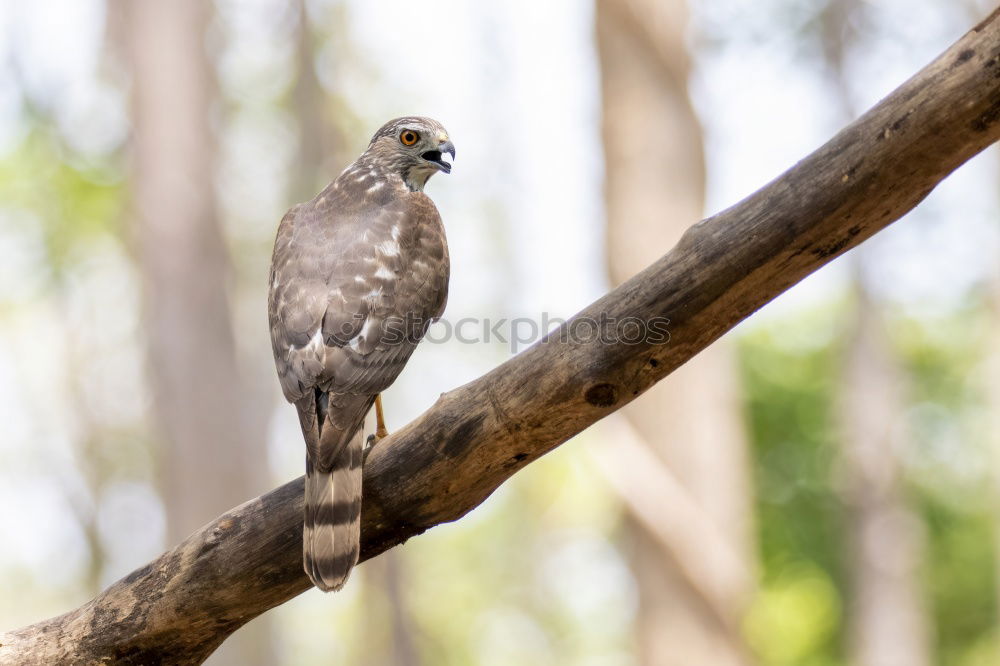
[400,130,419,146]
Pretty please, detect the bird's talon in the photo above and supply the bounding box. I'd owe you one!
[363,425,390,464]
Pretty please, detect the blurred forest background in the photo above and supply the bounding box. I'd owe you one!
[2,0,1000,664]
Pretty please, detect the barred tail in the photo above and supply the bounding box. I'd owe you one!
[303,428,363,592]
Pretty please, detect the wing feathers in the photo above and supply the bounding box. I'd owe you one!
[268,185,448,403]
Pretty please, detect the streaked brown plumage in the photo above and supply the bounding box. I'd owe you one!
[268,117,454,591]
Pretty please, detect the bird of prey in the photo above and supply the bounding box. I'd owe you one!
[268,117,454,591]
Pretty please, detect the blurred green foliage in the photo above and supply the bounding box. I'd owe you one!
[0,123,123,280]
[740,297,999,665]
[740,307,848,664]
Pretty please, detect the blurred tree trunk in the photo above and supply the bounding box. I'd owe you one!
[838,280,932,666]
[118,1,271,664]
[596,1,756,663]
[358,554,422,666]
[63,341,108,596]
[981,5,1000,655]
[989,157,1000,659]
[292,0,343,202]
[966,0,1000,653]
[817,2,933,663]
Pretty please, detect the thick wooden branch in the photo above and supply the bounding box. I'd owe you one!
[5,10,1000,664]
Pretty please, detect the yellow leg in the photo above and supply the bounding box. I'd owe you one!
[374,394,389,440]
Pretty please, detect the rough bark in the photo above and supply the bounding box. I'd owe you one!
[5,9,1000,664]
[597,0,755,662]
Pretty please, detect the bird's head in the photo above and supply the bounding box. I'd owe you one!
[366,116,455,191]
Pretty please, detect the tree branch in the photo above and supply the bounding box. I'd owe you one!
[5,9,1000,664]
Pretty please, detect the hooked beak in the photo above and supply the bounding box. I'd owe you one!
[421,139,456,174]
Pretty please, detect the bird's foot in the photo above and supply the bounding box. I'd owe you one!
[364,393,390,463]
[364,427,389,463]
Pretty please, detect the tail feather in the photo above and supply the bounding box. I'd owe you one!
[303,428,364,591]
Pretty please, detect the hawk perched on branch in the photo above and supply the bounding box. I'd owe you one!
[268,117,454,591]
